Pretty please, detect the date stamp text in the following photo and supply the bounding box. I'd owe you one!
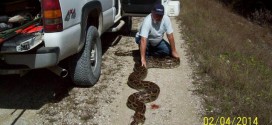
[203,116,258,125]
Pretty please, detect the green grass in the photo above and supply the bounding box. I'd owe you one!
[176,0,272,124]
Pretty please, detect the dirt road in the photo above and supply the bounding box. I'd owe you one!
[0,17,202,125]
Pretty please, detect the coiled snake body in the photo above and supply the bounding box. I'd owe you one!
[115,50,180,125]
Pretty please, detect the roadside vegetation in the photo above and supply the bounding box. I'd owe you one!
[177,0,272,124]
[219,0,272,26]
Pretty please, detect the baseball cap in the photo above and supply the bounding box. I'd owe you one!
[152,4,164,15]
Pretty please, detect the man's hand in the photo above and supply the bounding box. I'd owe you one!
[172,50,179,59]
[141,58,147,68]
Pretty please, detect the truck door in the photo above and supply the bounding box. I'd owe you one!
[121,0,161,15]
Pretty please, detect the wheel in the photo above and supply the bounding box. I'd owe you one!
[69,26,102,86]
[120,16,132,36]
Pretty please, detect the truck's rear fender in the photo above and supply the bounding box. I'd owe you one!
[78,1,102,52]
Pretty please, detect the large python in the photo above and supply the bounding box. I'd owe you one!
[115,50,180,125]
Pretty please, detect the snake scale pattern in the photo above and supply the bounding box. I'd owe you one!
[115,50,180,125]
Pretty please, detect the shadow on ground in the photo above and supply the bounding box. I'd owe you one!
[0,69,73,109]
[100,28,137,55]
[0,30,129,110]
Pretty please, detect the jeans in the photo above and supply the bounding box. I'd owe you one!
[135,36,171,56]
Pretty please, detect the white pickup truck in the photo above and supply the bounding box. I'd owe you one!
[0,0,180,86]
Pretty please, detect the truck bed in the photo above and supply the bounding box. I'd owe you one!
[0,18,43,53]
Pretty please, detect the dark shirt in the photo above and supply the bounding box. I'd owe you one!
[0,16,11,31]
[0,16,9,23]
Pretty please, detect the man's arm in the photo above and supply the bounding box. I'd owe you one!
[167,33,179,58]
[140,37,147,67]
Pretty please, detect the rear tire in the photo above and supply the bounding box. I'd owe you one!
[69,26,102,86]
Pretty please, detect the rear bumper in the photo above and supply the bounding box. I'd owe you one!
[0,47,59,70]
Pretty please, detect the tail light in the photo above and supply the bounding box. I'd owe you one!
[41,0,63,32]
